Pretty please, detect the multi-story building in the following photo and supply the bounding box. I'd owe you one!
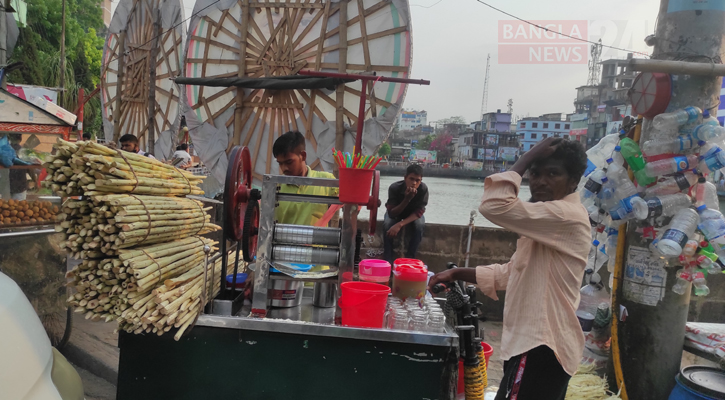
[397,110,428,131]
[518,113,578,153]
[457,111,518,170]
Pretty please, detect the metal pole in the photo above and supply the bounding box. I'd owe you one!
[112,31,127,142]
[614,2,725,399]
[77,88,84,140]
[59,0,66,105]
[334,0,348,159]
[0,0,6,90]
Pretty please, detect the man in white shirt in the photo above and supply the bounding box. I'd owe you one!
[119,134,156,159]
[171,143,193,168]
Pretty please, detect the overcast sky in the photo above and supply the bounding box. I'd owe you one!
[111,0,660,124]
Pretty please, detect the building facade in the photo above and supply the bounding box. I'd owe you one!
[518,113,577,153]
[458,131,519,170]
[397,110,428,131]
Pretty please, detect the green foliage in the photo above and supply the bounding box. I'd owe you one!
[415,135,434,150]
[437,116,467,125]
[378,143,391,157]
[7,0,104,136]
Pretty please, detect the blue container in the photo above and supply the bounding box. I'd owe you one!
[669,366,725,400]
[225,273,248,289]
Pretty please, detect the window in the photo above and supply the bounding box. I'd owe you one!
[532,123,538,128]
[555,123,561,129]
[542,134,548,139]
[565,124,570,129]
[520,122,526,128]
[528,143,534,150]
[530,133,537,139]
[490,122,496,129]
[543,123,549,129]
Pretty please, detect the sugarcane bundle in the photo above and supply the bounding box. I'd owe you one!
[43,139,205,197]
[117,257,224,341]
[56,195,220,258]
[66,237,221,339]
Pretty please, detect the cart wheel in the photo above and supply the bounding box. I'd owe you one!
[224,146,253,241]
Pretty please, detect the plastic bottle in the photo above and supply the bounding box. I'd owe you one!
[605,156,628,182]
[696,205,725,259]
[699,145,725,173]
[672,269,692,295]
[614,177,647,214]
[578,273,610,316]
[619,136,656,186]
[658,208,700,257]
[580,170,608,209]
[693,272,710,296]
[692,124,725,142]
[653,106,702,130]
[642,135,696,157]
[644,170,699,196]
[704,180,720,210]
[585,240,600,274]
[644,154,699,178]
[585,133,622,175]
[696,255,722,274]
[606,228,619,272]
[683,240,699,257]
[632,193,691,220]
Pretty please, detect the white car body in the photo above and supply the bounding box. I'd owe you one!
[0,271,84,400]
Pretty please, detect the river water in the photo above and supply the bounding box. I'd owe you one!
[368,176,531,228]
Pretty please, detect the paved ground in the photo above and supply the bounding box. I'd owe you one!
[70,362,116,400]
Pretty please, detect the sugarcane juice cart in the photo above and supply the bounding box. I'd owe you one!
[116,145,460,399]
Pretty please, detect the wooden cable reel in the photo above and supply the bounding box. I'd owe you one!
[184,0,413,185]
[101,0,185,147]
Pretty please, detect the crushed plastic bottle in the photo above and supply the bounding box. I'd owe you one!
[672,268,692,295]
[644,155,699,178]
[633,193,692,220]
[658,208,700,257]
[619,136,655,186]
[642,135,696,157]
[578,273,610,316]
[585,240,608,274]
[581,170,608,209]
[606,228,618,272]
[693,272,710,296]
[644,170,699,196]
[696,205,725,259]
[696,255,722,274]
[699,145,725,173]
[584,133,622,177]
[683,240,699,257]
[692,124,725,142]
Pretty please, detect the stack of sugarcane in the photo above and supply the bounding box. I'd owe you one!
[66,237,222,340]
[43,139,205,197]
[56,195,220,259]
[50,139,226,340]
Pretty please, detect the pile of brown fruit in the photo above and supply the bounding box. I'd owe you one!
[0,199,59,226]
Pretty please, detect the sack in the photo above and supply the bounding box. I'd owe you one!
[0,136,16,167]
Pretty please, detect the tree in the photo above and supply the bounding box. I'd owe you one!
[437,116,467,125]
[378,143,391,157]
[415,135,434,150]
[429,134,453,161]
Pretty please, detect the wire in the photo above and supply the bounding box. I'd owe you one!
[411,0,444,8]
[471,0,651,58]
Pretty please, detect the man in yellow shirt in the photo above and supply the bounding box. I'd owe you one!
[273,131,337,225]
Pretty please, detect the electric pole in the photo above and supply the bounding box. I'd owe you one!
[59,0,67,105]
[614,1,725,399]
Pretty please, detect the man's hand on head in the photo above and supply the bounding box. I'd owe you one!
[511,137,563,176]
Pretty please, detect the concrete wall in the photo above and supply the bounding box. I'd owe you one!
[359,220,517,320]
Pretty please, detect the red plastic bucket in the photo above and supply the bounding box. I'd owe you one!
[338,282,390,328]
[338,167,374,204]
[457,342,494,396]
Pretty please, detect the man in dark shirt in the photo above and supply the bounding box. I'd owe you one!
[384,164,428,263]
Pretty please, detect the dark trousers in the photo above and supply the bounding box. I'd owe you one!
[383,212,425,264]
[495,345,571,400]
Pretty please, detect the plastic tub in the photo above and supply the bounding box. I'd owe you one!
[457,342,494,396]
[359,259,391,285]
[392,264,428,300]
[669,366,725,400]
[338,282,391,328]
[338,167,374,204]
[393,258,425,271]
[576,310,595,332]
[225,273,248,290]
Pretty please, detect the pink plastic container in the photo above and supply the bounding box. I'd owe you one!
[359,259,392,284]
